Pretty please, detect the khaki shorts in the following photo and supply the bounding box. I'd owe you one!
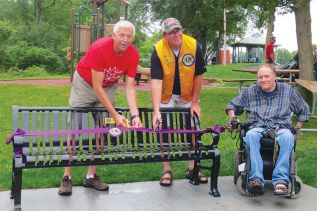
[160,94,192,108]
[69,71,116,107]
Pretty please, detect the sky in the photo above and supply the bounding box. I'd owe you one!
[273,0,317,51]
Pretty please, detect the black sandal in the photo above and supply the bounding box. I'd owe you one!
[248,178,265,195]
[159,170,173,186]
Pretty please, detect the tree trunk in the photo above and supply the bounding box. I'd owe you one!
[294,0,313,80]
[293,0,313,106]
[35,0,42,27]
[265,7,276,44]
[116,0,121,21]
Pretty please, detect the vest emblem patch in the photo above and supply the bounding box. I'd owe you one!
[182,54,195,66]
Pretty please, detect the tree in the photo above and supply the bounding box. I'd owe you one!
[293,0,313,80]
[129,0,250,61]
[34,0,57,27]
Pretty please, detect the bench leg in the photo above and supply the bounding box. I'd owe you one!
[189,157,200,185]
[209,151,220,197]
[10,158,15,199]
[239,82,243,93]
[13,168,22,211]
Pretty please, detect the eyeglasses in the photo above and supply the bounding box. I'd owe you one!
[167,28,182,35]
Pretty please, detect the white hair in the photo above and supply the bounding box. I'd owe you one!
[113,20,135,36]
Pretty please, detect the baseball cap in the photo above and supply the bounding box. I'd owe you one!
[162,18,182,33]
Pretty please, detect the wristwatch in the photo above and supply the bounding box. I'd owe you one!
[131,114,139,120]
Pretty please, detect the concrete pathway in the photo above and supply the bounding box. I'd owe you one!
[1,176,317,211]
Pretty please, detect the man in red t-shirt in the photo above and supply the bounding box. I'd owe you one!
[265,36,276,64]
[58,20,142,196]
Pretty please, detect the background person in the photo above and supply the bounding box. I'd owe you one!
[226,64,309,196]
[150,17,207,186]
[265,36,276,64]
[58,20,142,196]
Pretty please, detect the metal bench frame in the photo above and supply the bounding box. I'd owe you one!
[9,105,222,211]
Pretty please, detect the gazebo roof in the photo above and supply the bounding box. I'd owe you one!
[231,33,280,48]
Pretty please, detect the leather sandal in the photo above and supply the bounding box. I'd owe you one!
[185,168,208,184]
[248,178,265,196]
[159,170,173,186]
[273,182,288,196]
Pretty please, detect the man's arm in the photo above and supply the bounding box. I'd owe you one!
[191,44,207,119]
[150,48,164,128]
[151,79,163,128]
[91,69,127,126]
[125,76,142,127]
[190,74,203,118]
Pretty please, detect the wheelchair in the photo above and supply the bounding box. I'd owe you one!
[229,118,302,198]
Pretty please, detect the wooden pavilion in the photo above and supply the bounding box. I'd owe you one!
[231,33,279,63]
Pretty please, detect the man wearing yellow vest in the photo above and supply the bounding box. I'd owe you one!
[150,17,207,186]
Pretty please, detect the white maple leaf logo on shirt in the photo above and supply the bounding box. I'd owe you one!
[103,66,123,86]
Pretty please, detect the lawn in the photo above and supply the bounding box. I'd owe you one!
[205,63,258,79]
[0,82,316,191]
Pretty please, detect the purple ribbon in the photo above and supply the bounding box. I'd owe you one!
[6,125,225,145]
[6,128,26,144]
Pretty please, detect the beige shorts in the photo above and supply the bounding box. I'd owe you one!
[69,71,116,107]
[160,94,192,108]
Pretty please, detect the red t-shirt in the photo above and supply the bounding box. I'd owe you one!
[77,37,139,87]
[265,42,274,62]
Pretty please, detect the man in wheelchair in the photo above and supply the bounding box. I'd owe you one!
[226,64,309,197]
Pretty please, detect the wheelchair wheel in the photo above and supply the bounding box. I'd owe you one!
[287,176,302,199]
[290,151,297,175]
[236,175,247,196]
[234,151,243,184]
[293,176,302,196]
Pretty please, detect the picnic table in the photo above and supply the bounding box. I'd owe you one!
[232,69,299,82]
[135,65,151,84]
[295,79,317,117]
[223,77,290,93]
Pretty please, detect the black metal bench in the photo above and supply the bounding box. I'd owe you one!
[7,105,222,211]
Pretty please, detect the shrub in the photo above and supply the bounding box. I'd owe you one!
[4,42,64,73]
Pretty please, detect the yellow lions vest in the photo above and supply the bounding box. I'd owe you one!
[155,34,196,103]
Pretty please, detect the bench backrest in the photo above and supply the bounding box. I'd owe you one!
[12,106,199,167]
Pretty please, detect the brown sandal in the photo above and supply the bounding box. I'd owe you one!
[185,169,208,184]
[274,182,288,196]
[159,170,173,186]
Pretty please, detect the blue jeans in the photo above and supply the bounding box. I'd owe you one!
[244,128,294,187]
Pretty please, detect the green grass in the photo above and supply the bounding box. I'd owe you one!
[205,63,259,87]
[205,63,257,79]
[0,69,69,80]
[0,83,316,191]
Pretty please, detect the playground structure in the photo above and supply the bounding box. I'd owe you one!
[67,0,131,80]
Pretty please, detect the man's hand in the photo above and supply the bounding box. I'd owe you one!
[152,111,162,129]
[132,116,142,128]
[190,102,201,119]
[226,116,239,131]
[293,126,301,140]
[113,113,129,127]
